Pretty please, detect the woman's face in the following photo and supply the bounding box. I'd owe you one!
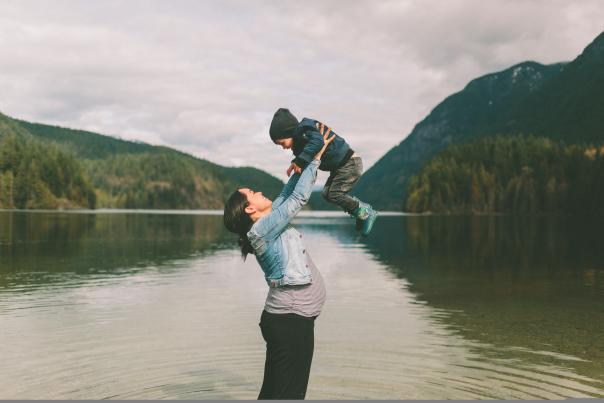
[239,188,272,215]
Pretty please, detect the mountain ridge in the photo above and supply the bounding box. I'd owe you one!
[355,31,604,211]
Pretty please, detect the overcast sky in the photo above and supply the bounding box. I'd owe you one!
[1,0,603,183]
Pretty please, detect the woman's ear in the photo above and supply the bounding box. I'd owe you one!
[244,205,256,215]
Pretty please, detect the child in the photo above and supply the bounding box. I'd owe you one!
[269,107,377,236]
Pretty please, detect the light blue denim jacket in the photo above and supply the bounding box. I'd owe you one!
[247,159,319,287]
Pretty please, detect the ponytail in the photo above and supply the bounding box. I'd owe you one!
[238,233,254,258]
[223,189,255,260]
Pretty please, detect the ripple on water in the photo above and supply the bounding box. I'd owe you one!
[1,214,603,399]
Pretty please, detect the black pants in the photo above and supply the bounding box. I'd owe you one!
[322,156,363,214]
[258,310,316,400]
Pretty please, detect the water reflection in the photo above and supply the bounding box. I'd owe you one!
[0,211,233,290]
[0,211,602,399]
[357,215,604,396]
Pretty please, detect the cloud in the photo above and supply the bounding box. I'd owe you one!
[0,0,603,184]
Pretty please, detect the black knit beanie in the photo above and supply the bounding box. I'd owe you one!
[269,108,299,141]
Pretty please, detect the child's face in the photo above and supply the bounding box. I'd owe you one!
[274,138,293,150]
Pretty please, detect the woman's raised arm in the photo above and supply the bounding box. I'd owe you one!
[251,132,335,240]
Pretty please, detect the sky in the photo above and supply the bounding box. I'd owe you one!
[1,0,603,183]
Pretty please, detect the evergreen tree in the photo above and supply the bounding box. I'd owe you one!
[406,135,604,215]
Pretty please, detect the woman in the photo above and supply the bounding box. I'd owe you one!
[223,126,334,400]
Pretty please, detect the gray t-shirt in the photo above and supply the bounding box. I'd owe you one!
[264,252,326,318]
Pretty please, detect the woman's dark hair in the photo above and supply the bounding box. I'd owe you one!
[223,188,255,259]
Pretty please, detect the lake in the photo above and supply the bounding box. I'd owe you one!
[0,210,602,399]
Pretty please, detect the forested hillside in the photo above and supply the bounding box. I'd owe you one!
[0,133,96,209]
[406,136,604,214]
[0,112,283,209]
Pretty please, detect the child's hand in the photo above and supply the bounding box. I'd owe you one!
[287,162,302,177]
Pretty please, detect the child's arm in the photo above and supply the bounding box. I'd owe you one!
[292,128,325,169]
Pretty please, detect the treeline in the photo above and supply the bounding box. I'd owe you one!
[0,135,275,210]
[406,136,604,214]
[1,107,286,210]
[85,152,229,209]
[0,134,96,209]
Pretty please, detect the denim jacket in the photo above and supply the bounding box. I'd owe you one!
[247,159,319,287]
[291,118,353,172]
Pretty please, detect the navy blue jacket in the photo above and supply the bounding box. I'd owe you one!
[291,118,353,172]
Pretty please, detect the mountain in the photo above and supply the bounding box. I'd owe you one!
[0,112,284,209]
[355,31,604,211]
[354,61,565,211]
[17,119,159,159]
[496,31,604,143]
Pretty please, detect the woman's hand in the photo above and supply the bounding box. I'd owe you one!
[314,122,336,160]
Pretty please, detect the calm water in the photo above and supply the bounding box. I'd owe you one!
[0,210,603,399]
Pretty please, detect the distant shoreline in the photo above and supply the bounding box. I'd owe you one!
[1,209,592,218]
[0,208,409,216]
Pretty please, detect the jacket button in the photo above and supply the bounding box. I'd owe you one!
[299,234,302,238]
[303,249,305,254]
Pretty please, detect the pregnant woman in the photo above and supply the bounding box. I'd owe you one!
[223,128,334,400]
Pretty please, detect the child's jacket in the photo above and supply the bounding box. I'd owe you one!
[291,118,354,171]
